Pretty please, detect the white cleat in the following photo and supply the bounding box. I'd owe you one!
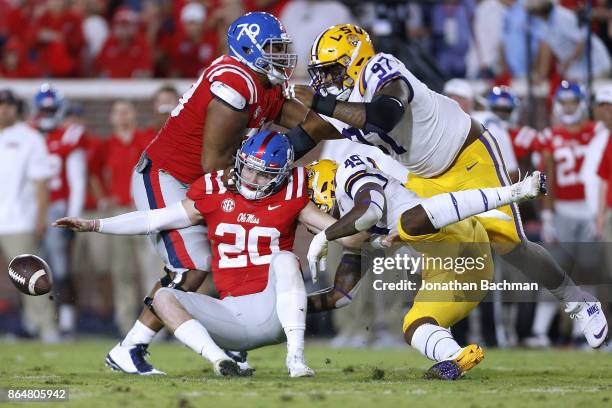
[213,358,241,377]
[512,171,547,201]
[105,343,165,375]
[286,354,315,378]
[565,301,609,348]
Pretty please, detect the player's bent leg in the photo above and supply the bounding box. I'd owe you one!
[399,220,491,379]
[152,288,241,377]
[108,164,214,373]
[107,269,209,375]
[270,251,314,377]
[501,241,609,348]
[403,303,484,381]
[403,171,546,234]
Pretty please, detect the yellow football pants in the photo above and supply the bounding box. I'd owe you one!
[406,129,525,247]
[399,217,494,330]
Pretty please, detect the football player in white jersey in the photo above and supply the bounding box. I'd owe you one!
[284,24,608,348]
[305,156,546,379]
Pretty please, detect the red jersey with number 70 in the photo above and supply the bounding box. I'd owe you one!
[186,167,308,298]
[539,121,597,201]
[145,55,285,184]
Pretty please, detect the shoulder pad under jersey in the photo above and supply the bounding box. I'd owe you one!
[210,81,247,110]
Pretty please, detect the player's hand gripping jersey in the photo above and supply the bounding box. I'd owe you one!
[146,55,285,184]
[327,53,471,178]
[186,167,308,298]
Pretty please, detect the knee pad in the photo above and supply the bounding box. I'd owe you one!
[270,251,303,291]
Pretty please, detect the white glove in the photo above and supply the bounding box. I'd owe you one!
[540,209,557,243]
[307,230,329,284]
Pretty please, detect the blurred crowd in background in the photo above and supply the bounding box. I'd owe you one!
[1,0,612,350]
[0,0,611,83]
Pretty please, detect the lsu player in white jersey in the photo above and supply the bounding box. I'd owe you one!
[305,156,546,379]
[285,24,608,348]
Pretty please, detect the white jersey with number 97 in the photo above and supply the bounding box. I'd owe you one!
[324,52,472,178]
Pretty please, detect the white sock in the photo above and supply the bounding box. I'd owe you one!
[550,273,596,304]
[173,319,227,364]
[284,327,306,357]
[122,320,157,347]
[421,186,515,229]
[277,290,307,356]
[410,323,462,362]
[531,302,557,337]
[58,304,76,332]
[272,253,308,357]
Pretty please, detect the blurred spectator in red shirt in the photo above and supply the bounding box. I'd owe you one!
[106,99,154,206]
[0,0,9,40]
[76,0,110,74]
[5,0,43,41]
[29,0,85,77]
[144,84,179,136]
[165,2,219,78]
[95,7,153,78]
[142,0,176,76]
[62,101,108,210]
[244,0,291,18]
[0,38,40,78]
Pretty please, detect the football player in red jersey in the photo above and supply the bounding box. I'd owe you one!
[526,81,602,347]
[54,131,359,377]
[107,11,338,374]
[540,81,598,244]
[33,84,87,338]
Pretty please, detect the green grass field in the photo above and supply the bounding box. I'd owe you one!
[0,340,611,407]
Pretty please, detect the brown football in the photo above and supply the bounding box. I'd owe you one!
[8,254,52,296]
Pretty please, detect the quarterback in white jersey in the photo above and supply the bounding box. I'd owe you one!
[285,24,608,349]
[305,155,546,380]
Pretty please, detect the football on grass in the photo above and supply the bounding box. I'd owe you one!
[8,254,52,296]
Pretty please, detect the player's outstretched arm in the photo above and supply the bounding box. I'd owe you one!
[201,97,250,173]
[53,199,203,235]
[277,99,343,160]
[288,78,410,133]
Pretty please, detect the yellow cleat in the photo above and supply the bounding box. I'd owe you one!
[424,344,485,380]
[453,344,485,374]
